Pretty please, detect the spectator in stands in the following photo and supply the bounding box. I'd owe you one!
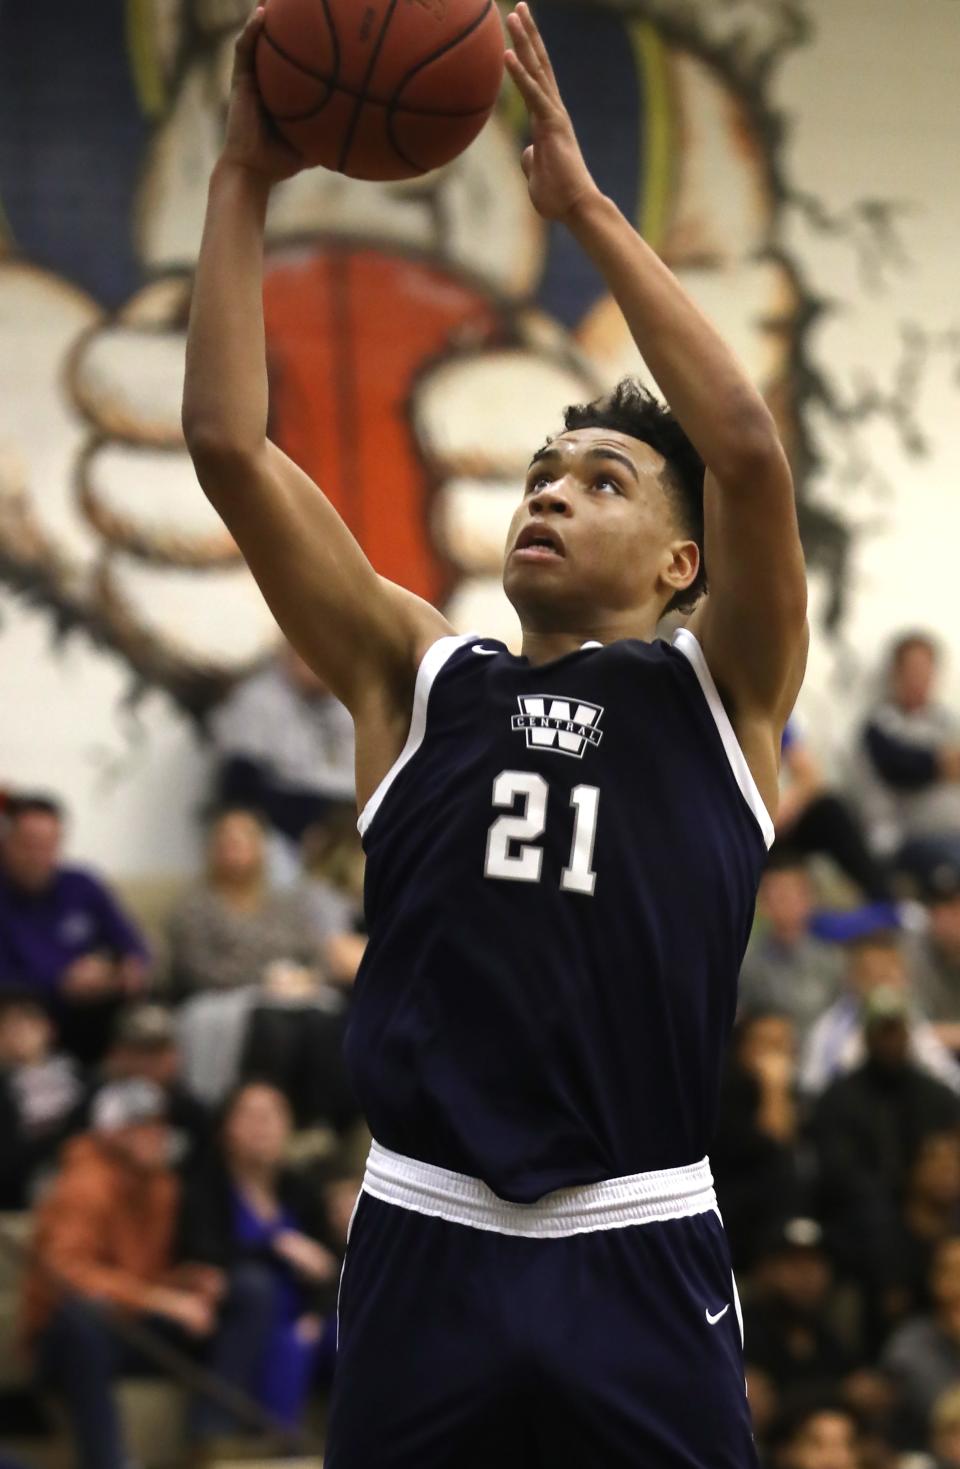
[239,968,358,1131]
[776,720,892,901]
[712,1009,805,1270]
[170,809,355,1118]
[800,927,960,1097]
[210,645,355,884]
[178,1081,337,1437]
[769,1402,862,1469]
[739,855,847,1047]
[167,807,321,996]
[0,991,83,1207]
[851,633,960,882]
[0,795,150,1064]
[885,1133,960,1330]
[909,860,960,1055]
[20,1079,216,1469]
[75,1003,210,1171]
[812,988,960,1325]
[744,1218,864,1424]
[931,1385,960,1468]
[302,804,366,987]
[883,1235,960,1450]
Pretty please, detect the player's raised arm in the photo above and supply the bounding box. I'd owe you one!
[182,9,451,722]
[505,4,807,730]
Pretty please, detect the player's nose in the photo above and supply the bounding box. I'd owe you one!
[528,480,573,515]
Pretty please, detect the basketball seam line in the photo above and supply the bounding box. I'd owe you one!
[261,26,494,118]
[385,0,496,175]
[318,0,341,89]
[260,33,492,120]
[262,23,336,126]
[338,0,402,174]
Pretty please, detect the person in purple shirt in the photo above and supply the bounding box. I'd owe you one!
[0,795,151,1063]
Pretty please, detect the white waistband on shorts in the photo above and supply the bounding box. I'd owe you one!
[361,1139,718,1239]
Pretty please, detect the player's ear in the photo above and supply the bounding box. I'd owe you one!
[660,538,700,599]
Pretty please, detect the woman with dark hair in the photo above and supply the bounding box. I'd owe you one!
[177,1080,337,1436]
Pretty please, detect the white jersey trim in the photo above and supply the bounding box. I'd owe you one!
[671,627,776,850]
[361,1139,717,1238]
[357,633,479,838]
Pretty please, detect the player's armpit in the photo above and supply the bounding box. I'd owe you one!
[687,451,808,735]
[190,434,452,715]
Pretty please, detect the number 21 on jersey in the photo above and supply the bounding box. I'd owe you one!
[484,770,600,895]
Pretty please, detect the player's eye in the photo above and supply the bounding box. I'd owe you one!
[527,474,552,494]
[594,475,621,494]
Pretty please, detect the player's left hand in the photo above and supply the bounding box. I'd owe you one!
[505,4,599,223]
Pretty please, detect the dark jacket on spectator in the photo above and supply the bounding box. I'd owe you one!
[814,1059,960,1210]
[711,1066,805,1271]
[0,1056,84,1208]
[743,1297,858,1406]
[812,1058,960,1295]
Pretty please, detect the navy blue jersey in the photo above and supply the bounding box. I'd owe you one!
[345,630,773,1204]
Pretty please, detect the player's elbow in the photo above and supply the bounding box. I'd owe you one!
[714,407,789,491]
[183,421,264,501]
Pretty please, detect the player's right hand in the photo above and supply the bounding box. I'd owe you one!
[221,7,305,183]
[504,4,598,224]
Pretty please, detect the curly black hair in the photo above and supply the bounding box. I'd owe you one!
[562,378,706,614]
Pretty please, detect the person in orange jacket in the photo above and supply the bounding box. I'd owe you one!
[20,1078,218,1469]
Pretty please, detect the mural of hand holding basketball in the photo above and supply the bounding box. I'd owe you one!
[0,0,807,724]
[34,0,594,695]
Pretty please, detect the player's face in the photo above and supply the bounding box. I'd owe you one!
[501,428,699,628]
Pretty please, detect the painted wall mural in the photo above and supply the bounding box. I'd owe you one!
[1,0,958,871]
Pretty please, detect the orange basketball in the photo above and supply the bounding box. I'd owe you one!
[254,0,505,180]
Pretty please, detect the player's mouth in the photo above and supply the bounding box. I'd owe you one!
[512,523,566,562]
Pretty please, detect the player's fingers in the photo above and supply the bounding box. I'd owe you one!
[516,3,559,88]
[504,49,552,117]
[234,6,265,67]
[506,10,548,87]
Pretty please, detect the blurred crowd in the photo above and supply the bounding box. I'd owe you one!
[3,630,960,1467]
[717,631,960,1469]
[0,646,366,1467]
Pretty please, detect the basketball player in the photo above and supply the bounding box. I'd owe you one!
[183,5,807,1464]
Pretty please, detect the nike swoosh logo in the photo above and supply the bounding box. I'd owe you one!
[472,646,499,656]
[705,1304,730,1325]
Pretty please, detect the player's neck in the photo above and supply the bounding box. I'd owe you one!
[519,614,659,666]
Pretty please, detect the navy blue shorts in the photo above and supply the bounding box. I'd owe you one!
[325,1146,757,1468]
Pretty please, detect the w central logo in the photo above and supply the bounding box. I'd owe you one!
[511,696,604,759]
